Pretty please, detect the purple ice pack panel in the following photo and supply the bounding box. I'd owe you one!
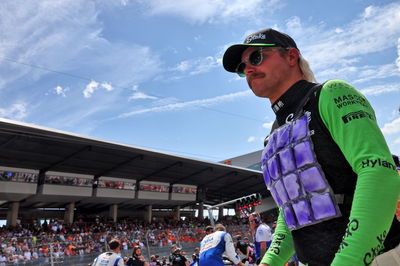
[265,133,277,157]
[270,186,283,206]
[291,114,308,142]
[292,200,313,226]
[262,165,271,188]
[299,166,327,193]
[267,155,280,180]
[283,205,297,229]
[283,173,303,200]
[275,124,290,150]
[279,147,296,175]
[293,140,315,168]
[261,147,268,165]
[310,193,338,220]
[275,179,289,204]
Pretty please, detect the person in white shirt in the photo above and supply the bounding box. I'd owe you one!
[249,212,272,264]
[92,239,124,266]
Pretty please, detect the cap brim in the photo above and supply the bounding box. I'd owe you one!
[222,43,278,73]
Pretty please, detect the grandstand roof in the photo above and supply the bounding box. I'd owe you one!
[0,118,267,211]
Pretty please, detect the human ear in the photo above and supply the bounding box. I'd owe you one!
[287,48,300,66]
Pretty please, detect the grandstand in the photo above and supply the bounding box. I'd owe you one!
[0,118,273,226]
[0,118,282,265]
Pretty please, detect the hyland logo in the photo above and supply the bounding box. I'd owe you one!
[245,33,266,43]
[341,110,374,124]
[361,158,396,171]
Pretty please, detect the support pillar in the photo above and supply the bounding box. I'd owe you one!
[235,208,240,218]
[198,202,204,220]
[145,205,152,223]
[6,202,19,227]
[109,204,118,223]
[64,202,75,224]
[175,205,181,220]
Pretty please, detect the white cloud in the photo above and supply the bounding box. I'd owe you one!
[247,136,256,143]
[363,6,375,19]
[116,90,251,118]
[172,56,220,76]
[0,103,27,121]
[131,0,282,24]
[298,3,400,78]
[352,64,400,84]
[83,81,116,98]
[54,86,69,97]
[262,121,274,129]
[83,81,99,98]
[359,84,400,96]
[129,92,158,101]
[381,117,400,135]
[101,82,114,92]
[395,137,400,144]
[0,0,102,89]
[396,38,400,72]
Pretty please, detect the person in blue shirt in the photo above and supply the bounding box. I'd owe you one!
[199,224,243,266]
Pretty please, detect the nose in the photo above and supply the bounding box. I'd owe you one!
[244,64,256,76]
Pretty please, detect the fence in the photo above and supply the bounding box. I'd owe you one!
[1,225,251,265]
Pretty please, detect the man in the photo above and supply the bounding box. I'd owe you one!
[222,28,400,265]
[125,246,148,266]
[92,239,124,266]
[248,212,272,264]
[199,223,243,266]
[235,235,251,264]
[205,225,214,235]
[191,247,200,265]
[170,248,190,266]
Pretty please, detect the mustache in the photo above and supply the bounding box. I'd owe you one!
[247,72,265,80]
[247,72,265,86]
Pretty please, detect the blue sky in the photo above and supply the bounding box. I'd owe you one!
[1,0,399,162]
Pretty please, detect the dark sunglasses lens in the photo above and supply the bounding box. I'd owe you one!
[236,62,246,76]
[249,50,262,65]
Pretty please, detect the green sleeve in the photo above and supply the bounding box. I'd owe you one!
[318,80,400,265]
[261,208,295,265]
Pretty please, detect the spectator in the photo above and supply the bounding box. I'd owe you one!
[191,247,200,265]
[125,246,148,266]
[170,248,190,266]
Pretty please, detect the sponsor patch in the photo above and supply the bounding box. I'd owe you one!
[361,158,396,171]
[334,94,369,109]
[363,230,387,265]
[338,219,359,253]
[341,110,374,124]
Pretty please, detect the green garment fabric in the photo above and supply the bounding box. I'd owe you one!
[321,80,399,265]
[261,209,294,265]
[260,80,400,265]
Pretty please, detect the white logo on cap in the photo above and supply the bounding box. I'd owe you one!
[245,33,266,43]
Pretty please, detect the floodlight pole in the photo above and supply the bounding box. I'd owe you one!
[207,193,257,227]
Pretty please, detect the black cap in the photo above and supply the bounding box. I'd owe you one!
[222,28,298,73]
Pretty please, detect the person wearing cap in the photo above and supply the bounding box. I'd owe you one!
[91,238,124,266]
[199,223,243,266]
[170,247,190,266]
[248,212,272,264]
[222,28,400,265]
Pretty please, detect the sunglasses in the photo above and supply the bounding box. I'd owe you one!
[235,47,286,77]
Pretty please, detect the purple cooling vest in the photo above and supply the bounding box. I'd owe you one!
[261,112,342,231]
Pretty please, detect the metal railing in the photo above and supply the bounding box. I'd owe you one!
[0,225,251,265]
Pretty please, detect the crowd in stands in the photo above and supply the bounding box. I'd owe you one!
[0,213,281,265]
